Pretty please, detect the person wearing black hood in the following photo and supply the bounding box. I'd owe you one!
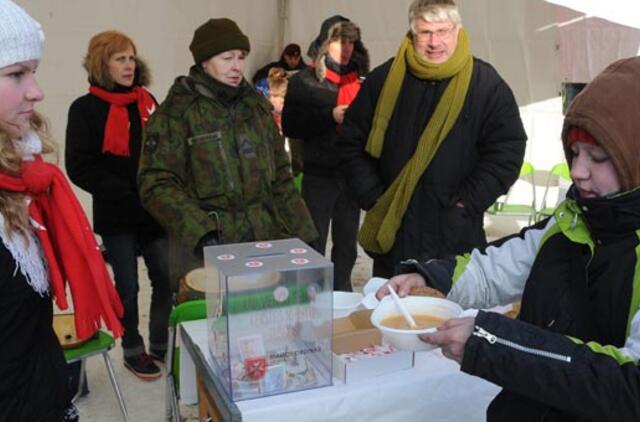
[251,43,307,85]
[282,15,369,292]
[65,30,171,381]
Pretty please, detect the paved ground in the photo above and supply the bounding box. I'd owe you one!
[74,214,527,421]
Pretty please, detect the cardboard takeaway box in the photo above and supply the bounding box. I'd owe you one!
[332,310,414,383]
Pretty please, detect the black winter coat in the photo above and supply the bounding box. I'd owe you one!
[65,87,163,237]
[281,66,342,177]
[339,57,527,266]
[409,187,640,421]
[0,242,70,421]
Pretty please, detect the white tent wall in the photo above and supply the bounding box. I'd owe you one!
[555,6,640,83]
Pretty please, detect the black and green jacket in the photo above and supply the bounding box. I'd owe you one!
[404,187,640,421]
[138,66,317,289]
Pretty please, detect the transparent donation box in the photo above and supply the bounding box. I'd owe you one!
[204,238,334,401]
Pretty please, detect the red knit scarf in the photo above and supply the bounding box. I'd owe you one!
[324,68,361,106]
[89,85,156,157]
[0,157,124,339]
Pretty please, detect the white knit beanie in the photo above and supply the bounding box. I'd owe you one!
[0,0,44,69]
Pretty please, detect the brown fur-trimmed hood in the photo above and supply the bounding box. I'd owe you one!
[310,20,369,81]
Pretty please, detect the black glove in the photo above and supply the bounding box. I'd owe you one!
[194,231,221,259]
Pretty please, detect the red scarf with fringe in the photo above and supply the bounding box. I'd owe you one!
[89,85,156,157]
[0,156,124,339]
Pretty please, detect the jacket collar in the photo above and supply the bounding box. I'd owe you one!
[184,65,251,105]
[568,185,640,240]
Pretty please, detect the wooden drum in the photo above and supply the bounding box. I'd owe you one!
[177,267,213,303]
[52,313,88,349]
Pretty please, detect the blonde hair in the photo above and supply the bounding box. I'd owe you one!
[0,112,56,240]
[267,67,288,97]
[83,30,137,89]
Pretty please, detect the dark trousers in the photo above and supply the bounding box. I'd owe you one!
[102,233,172,357]
[302,173,359,291]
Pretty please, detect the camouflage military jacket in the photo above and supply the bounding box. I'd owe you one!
[138,66,317,287]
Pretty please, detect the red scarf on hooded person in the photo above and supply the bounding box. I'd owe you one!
[324,67,361,131]
[0,156,124,340]
[324,68,361,106]
[89,85,156,157]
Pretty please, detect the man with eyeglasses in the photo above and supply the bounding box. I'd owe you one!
[339,0,527,278]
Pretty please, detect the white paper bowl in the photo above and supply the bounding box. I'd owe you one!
[312,291,364,319]
[370,296,462,351]
[362,277,388,296]
[333,291,364,318]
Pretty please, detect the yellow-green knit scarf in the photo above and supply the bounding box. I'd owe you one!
[359,29,473,254]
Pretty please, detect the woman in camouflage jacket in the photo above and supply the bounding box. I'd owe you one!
[138,18,317,292]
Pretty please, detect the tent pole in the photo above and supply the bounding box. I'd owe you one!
[277,0,288,54]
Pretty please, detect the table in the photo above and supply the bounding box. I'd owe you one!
[180,319,500,422]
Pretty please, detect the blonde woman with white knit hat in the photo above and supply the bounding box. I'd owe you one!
[0,1,124,420]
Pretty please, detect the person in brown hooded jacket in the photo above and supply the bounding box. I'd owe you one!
[377,56,640,421]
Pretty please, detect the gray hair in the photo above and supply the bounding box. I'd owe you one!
[408,0,462,34]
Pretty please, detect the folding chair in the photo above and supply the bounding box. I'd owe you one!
[166,299,208,422]
[53,314,130,422]
[486,161,537,225]
[536,163,571,222]
[293,172,303,192]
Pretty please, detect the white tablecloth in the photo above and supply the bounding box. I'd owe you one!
[180,319,500,422]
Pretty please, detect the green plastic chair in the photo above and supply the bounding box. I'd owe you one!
[536,163,571,222]
[166,299,207,422]
[293,172,303,192]
[486,161,537,225]
[63,329,130,421]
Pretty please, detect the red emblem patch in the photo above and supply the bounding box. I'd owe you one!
[244,356,268,381]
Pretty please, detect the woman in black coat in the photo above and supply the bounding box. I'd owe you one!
[66,31,170,381]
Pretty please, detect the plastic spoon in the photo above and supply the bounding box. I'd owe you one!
[387,284,418,329]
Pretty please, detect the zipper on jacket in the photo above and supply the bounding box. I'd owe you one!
[217,141,235,191]
[584,252,594,287]
[473,326,572,363]
[227,104,239,194]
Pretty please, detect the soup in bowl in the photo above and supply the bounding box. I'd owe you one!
[370,296,463,351]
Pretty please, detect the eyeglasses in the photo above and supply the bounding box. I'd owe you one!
[415,25,456,41]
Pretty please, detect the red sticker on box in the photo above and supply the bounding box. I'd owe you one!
[290,248,307,254]
[217,254,235,261]
[244,356,268,381]
[291,258,309,265]
[255,242,272,249]
[245,261,264,268]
